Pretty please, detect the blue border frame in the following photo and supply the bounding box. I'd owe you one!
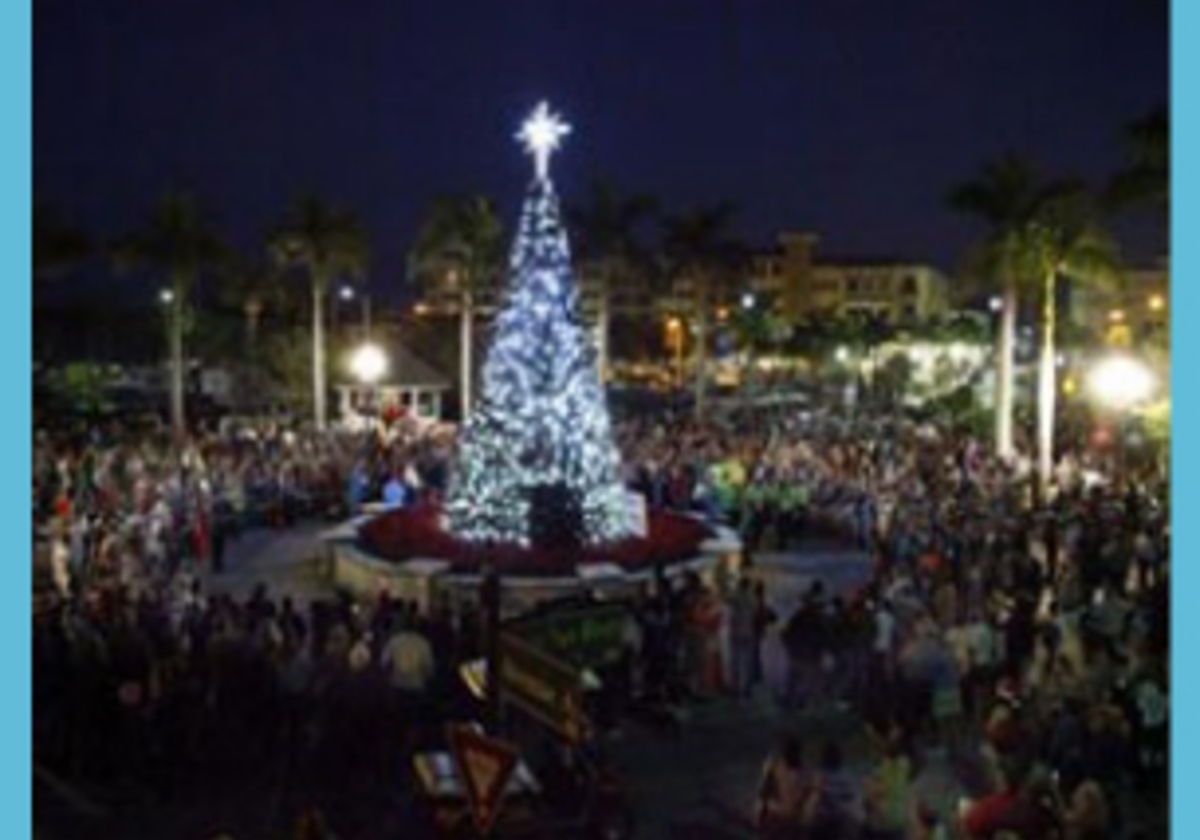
[1171,1,1191,836]
[5,0,32,835]
[12,3,1183,839]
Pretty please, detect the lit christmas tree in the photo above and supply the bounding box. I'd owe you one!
[446,103,636,549]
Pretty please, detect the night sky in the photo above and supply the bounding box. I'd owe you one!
[35,0,1168,303]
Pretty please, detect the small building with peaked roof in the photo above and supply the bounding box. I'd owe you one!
[336,341,451,425]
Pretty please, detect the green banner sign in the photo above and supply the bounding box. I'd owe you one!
[509,602,631,671]
[498,631,588,744]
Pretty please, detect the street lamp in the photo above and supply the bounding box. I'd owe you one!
[350,342,389,428]
[1087,354,1155,411]
[988,296,1003,313]
[741,292,756,311]
[1087,354,1156,479]
[339,285,355,302]
[159,288,174,305]
[1148,294,1166,312]
[350,342,389,385]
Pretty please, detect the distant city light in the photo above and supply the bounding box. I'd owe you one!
[741,292,756,310]
[1148,294,1165,312]
[159,288,174,305]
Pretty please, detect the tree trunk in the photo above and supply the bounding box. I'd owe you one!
[169,289,185,439]
[692,281,708,419]
[461,290,474,417]
[244,303,262,352]
[242,303,262,412]
[995,282,1018,460]
[1037,269,1058,493]
[312,279,327,430]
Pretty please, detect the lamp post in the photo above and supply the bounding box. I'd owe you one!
[350,342,389,428]
[665,316,684,389]
[1087,354,1155,480]
[480,562,502,732]
[332,285,353,344]
[739,293,757,397]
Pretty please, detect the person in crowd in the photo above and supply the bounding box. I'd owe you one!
[804,741,861,840]
[860,730,912,840]
[29,406,1169,838]
[1060,779,1111,840]
[960,757,1059,840]
[727,576,757,699]
[756,734,813,840]
[751,580,777,692]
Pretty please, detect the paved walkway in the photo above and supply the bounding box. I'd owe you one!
[200,523,332,602]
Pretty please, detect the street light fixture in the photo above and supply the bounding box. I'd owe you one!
[988,296,1003,313]
[741,292,756,311]
[1087,354,1155,411]
[159,288,174,305]
[350,342,389,385]
[1148,294,1165,312]
[340,285,355,302]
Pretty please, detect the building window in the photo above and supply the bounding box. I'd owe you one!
[901,275,918,296]
[846,277,860,294]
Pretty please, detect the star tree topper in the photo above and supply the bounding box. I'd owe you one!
[516,101,572,181]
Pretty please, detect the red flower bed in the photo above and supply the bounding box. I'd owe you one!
[357,502,714,576]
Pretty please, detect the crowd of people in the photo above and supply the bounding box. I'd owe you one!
[33,404,1169,839]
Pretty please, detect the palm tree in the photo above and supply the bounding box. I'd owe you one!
[219,257,286,353]
[568,181,657,382]
[1017,191,1121,491]
[408,196,505,418]
[662,203,744,417]
[269,197,370,430]
[115,193,224,437]
[1108,106,1169,213]
[950,155,1054,459]
[217,257,287,409]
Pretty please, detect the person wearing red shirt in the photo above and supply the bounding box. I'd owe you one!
[960,767,1058,840]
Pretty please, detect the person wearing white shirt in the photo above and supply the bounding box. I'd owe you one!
[382,621,435,694]
[1135,671,1168,787]
[872,599,897,681]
